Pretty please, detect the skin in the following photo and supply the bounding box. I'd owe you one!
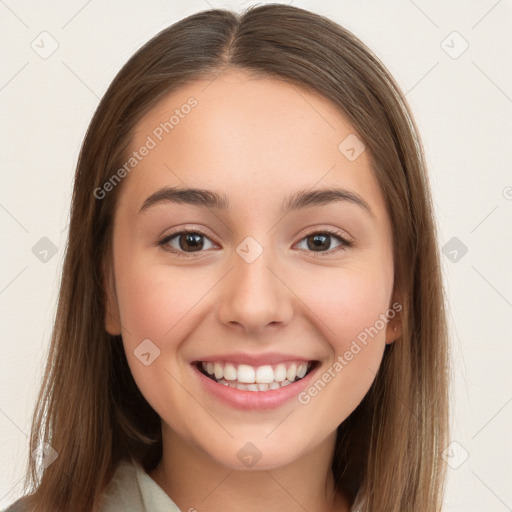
[104,69,402,512]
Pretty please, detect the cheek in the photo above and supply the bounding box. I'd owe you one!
[113,260,215,404]
[114,261,206,419]
[115,260,206,342]
[332,279,389,347]
[292,268,391,419]
[300,263,392,386]
[305,262,391,339]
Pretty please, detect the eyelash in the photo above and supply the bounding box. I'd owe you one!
[157,228,354,258]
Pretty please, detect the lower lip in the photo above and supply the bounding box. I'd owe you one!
[192,362,320,411]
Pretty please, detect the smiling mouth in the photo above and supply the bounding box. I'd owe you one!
[194,360,319,392]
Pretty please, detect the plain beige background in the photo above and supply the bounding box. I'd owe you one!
[1,1,511,510]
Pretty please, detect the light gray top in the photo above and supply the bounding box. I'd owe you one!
[97,460,181,512]
[98,460,363,512]
[3,460,362,511]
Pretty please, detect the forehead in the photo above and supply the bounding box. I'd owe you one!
[119,70,387,221]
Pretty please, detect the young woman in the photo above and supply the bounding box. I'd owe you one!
[4,4,449,511]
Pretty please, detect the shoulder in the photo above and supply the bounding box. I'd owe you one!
[96,459,145,512]
[2,460,167,512]
[1,462,141,512]
[1,496,31,512]
[99,459,181,512]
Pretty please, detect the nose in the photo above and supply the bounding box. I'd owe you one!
[216,243,294,335]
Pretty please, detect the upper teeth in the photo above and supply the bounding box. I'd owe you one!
[201,361,310,384]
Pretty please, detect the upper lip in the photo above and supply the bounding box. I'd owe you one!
[192,352,316,366]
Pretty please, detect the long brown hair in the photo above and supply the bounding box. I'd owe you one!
[11,4,449,511]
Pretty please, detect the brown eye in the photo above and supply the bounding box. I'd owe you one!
[307,234,331,251]
[296,230,353,255]
[158,230,216,256]
[177,233,204,252]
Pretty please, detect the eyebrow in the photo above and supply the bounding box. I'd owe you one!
[139,186,375,218]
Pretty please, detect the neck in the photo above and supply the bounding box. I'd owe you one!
[148,423,350,512]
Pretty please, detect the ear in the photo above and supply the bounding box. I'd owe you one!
[102,255,122,336]
[385,289,402,345]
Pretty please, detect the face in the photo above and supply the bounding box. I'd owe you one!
[104,70,400,470]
